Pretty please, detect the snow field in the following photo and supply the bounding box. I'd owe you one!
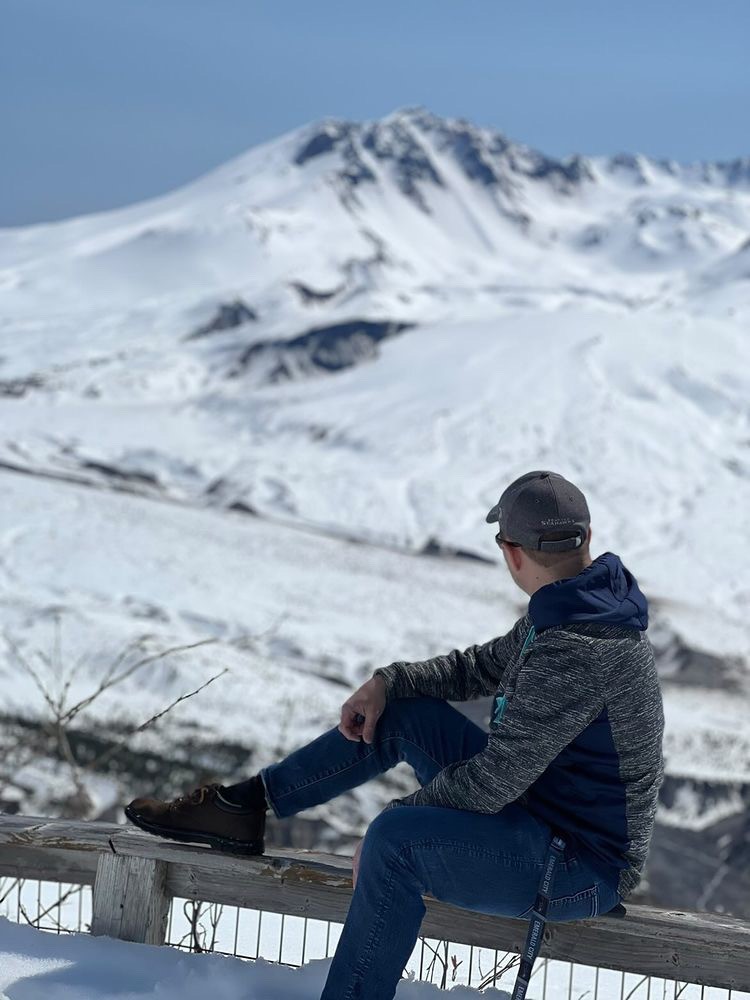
[3,902,747,1000]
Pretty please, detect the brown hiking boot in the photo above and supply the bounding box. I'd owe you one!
[124,783,265,855]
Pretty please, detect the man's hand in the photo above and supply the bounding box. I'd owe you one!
[339,675,386,744]
[351,837,363,889]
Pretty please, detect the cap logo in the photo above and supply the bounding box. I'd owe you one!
[540,516,575,526]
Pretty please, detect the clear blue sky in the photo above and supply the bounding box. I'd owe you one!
[2,0,748,226]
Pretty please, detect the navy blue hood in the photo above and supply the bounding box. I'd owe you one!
[528,551,648,632]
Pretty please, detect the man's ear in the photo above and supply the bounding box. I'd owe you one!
[503,542,523,572]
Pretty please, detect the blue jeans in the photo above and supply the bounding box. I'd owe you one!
[259,696,622,1000]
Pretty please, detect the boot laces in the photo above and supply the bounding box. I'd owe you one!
[169,783,218,811]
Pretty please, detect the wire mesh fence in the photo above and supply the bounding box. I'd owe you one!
[0,875,92,936]
[2,875,748,999]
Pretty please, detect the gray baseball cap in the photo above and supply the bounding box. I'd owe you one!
[485,470,590,553]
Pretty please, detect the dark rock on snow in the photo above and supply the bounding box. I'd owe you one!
[229,319,415,381]
[186,300,258,340]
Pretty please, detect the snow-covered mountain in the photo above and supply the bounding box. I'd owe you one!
[3,106,749,319]
[1,108,749,909]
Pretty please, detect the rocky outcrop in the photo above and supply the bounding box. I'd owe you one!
[649,626,745,690]
[80,460,161,489]
[229,318,415,382]
[289,281,344,304]
[185,300,258,340]
[0,374,45,398]
[418,536,495,564]
[292,109,595,218]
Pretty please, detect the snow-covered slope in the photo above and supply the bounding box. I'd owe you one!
[0,109,748,647]
[0,109,749,899]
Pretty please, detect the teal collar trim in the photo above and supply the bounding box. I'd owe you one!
[520,624,537,656]
[492,625,536,726]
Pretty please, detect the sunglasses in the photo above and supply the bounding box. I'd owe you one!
[495,532,521,550]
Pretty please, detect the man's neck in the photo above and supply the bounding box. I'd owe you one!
[526,553,594,597]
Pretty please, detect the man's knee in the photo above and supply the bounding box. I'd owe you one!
[359,806,436,896]
[360,804,422,865]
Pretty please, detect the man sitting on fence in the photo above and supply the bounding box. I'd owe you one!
[125,470,666,1000]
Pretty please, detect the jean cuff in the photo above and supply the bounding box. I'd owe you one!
[258,767,282,819]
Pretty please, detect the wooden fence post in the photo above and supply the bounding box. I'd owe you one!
[91,852,170,945]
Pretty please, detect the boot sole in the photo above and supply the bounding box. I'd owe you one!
[124,804,265,856]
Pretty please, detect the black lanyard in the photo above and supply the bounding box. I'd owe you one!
[511,834,566,1000]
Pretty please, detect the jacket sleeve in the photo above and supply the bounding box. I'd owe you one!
[388,630,604,813]
[372,615,531,703]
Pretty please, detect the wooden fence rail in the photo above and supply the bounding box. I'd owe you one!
[1,814,749,991]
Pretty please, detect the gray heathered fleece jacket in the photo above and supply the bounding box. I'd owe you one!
[373,552,665,899]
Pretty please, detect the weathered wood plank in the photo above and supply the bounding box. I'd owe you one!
[0,814,348,871]
[92,853,169,945]
[2,815,749,990]
[0,844,98,885]
[164,860,750,990]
